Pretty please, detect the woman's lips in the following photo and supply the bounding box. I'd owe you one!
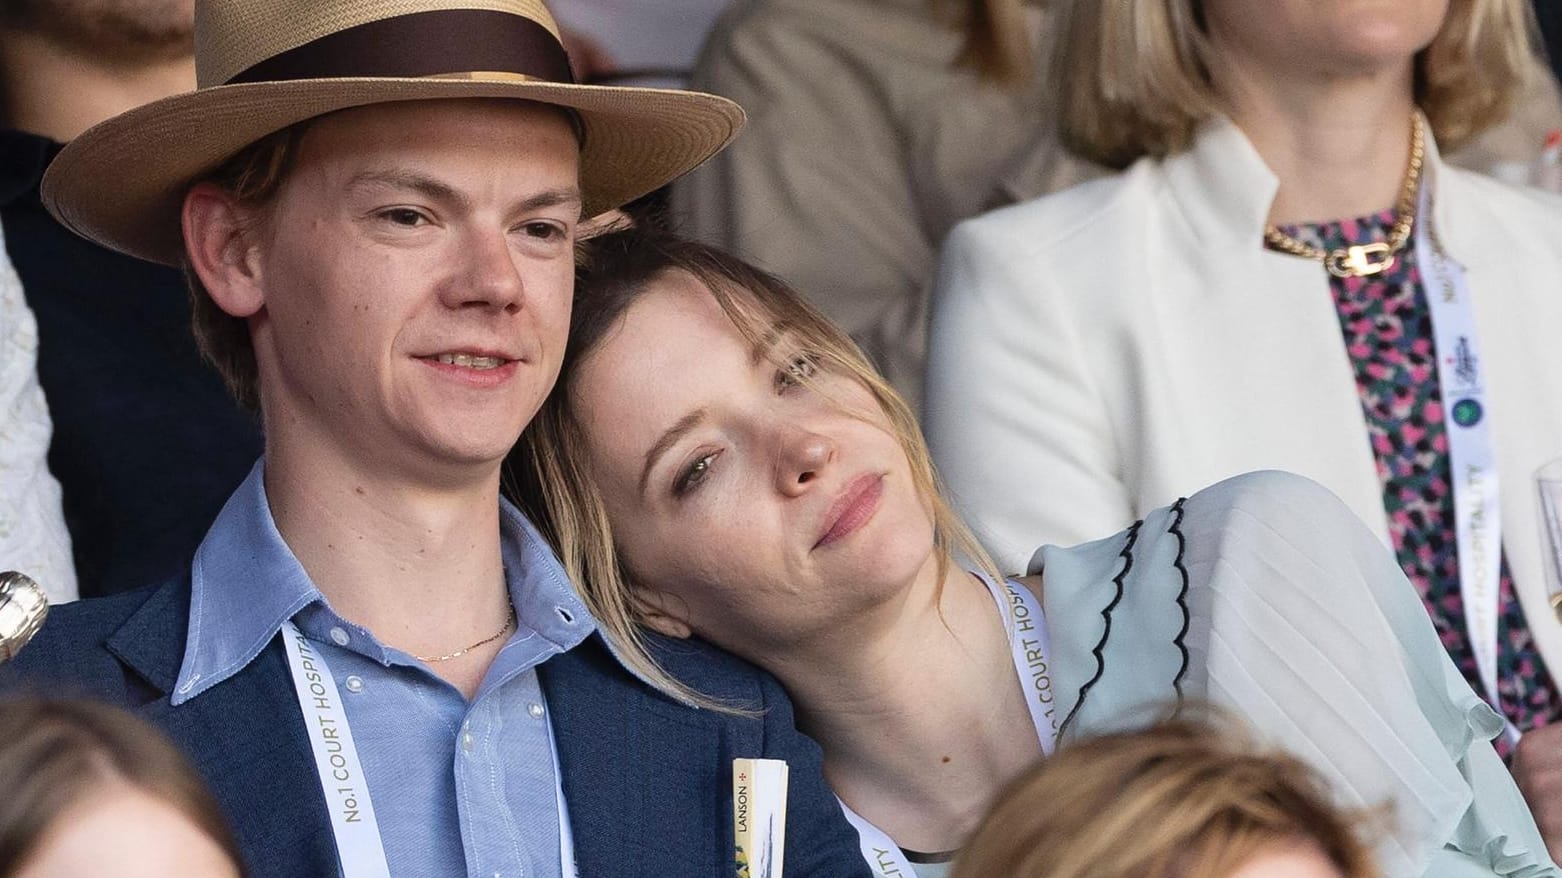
[814,474,885,549]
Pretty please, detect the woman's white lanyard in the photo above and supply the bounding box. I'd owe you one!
[279,621,580,877]
[1414,184,1521,747]
[840,577,1057,876]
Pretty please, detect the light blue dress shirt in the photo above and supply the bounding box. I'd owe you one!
[173,460,596,877]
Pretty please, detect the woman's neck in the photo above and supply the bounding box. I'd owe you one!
[1212,53,1418,225]
[768,565,1043,853]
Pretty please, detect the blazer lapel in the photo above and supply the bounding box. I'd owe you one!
[103,581,340,877]
[103,577,193,695]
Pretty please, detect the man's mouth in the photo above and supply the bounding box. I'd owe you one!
[430,353,509,370]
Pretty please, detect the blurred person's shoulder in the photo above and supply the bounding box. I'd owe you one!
[1436,161,1562,276]
[947,159,1162,263]
[1441,160,1562,223]
[698,0,955,76]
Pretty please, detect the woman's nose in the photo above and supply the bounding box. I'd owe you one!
[777,429,836,496]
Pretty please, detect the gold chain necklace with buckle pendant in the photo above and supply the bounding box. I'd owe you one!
[1263,112,1424,279]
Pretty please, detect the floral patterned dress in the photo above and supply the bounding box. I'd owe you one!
[1271,210,1561,756]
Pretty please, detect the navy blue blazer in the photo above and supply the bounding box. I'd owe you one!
[2,578,870,877]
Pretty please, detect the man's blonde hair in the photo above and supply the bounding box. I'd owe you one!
[507,226,999,711]
[952,712,1384,878]
[1052,0,1542,168]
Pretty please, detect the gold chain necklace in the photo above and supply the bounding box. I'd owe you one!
[1263,112,1425,279]
[414,604,517,663]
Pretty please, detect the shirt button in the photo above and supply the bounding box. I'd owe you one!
[329,627,350,646]
[528,702,545,719]
[344,675,364,693]
[461,723,474,753]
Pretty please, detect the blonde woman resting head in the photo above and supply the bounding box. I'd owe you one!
[509,224,1557,878]
[953,713,1382,878]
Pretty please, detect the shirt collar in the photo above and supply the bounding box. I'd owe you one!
[173,458,598,704]
[1161,116,1279,254]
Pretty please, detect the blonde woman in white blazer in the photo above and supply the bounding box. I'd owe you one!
[924,0,1562,853]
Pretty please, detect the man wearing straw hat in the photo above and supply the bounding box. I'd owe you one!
[1,1,871,875]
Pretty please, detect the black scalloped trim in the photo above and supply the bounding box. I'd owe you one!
[1169,497,1191,698]
[1057,517,1144,738]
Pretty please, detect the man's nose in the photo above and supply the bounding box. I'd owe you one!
[776,428,836,496]
[445,229,524,312]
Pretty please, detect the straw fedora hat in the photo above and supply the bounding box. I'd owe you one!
[41,0,745,266]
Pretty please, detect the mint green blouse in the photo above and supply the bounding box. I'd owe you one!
[1035,471,1556,878]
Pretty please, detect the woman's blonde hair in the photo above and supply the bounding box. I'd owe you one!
[951,713,1382,878]
[507,225,999,710]
[1053,0,1541,168]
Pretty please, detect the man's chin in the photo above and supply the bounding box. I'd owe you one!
[389,445,514,493]
[431,426,533,475]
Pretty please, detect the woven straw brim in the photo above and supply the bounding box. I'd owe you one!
[41,78,744,265]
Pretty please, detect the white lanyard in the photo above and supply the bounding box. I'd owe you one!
[840,801,919,878]
[841,576,1056,875]
[279,621,580,877]
[983,574,1059,748]
[280,621,392,878]
[1414,185,1520,746]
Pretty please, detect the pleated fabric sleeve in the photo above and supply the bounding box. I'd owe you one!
[1034,470,1556,878]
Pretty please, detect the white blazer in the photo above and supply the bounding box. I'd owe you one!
[925,118,1562,672]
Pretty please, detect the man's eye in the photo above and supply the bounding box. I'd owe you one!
[523,222,566,241]
[775,352,821,391]
[380,208,427,227]
[674,452,717,496]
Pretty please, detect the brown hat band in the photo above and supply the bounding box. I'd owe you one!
[226,9,575,86]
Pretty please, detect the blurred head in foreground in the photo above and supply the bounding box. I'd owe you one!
[0,698,242,878]
[952,715,1382,878]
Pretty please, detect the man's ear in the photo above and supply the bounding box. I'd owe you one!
[182,182,267,318]
[633,587,694,640]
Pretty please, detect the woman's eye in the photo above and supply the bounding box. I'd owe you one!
[674,452,718,496]
[379,208,428,227]
[775,352,821,391]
